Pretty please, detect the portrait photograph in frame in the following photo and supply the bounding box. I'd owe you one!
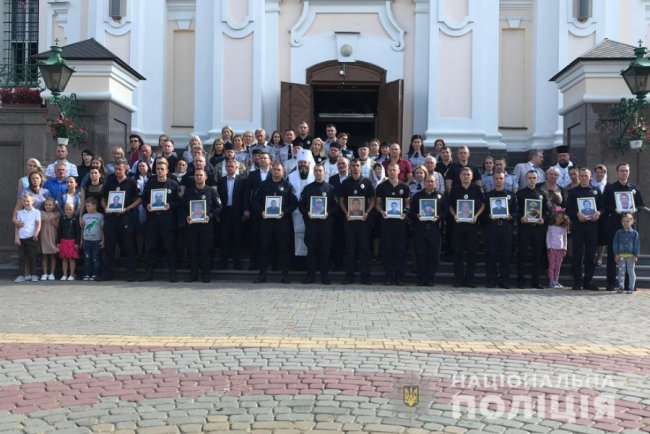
[189,200,207,223]
[264,196,283,218]
[348,196,365,220]
[490,197,509,218]
[578,197,596,217]
[106,191,126,213]
[385,197,403,218]
[419,199,437,221]
[150,188,167,211]
[456,199,475,222]
[309,196,327,218]
[524,199,542,222]
[615,191,636,212]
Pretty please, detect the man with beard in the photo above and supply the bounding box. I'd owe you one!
[298,164,338,284]
[323,142,342,179]
[254,163,298,283]
[288,150,316,258]
[552,145,574,189]
[284,142,303,177]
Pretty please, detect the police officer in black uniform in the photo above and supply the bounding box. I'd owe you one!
[340,158,375,284]
[375,162,410,286]
[100,159,141,281]
[484,171,518,288]
[448,167,485,287]
[298,164,338,285]
[254,162,298,284]
[410,174,446,286]
[184,169,222,283]
[603,162,645,291]
[141,157,181,282]
[566,167,603,290]
[516,170,552,289]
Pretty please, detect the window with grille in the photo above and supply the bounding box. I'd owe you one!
[1,0,39,87]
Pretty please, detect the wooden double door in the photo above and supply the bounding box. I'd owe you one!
[280,61,403,148]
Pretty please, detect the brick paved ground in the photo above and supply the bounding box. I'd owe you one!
[0,281,648,433]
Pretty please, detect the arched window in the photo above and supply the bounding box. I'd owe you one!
[574,0,592,23]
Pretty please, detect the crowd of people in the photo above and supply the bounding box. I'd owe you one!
[11,122,645,291]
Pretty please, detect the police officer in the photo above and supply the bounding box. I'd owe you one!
[141,157,181,282]
[516,170,552,289]
[566,167,603,291]
[254,162,298,284]
[244,151,272,270]
[410,174,446,286]
[375,162,410,286]
[448,167,485,287]
[603,163,645,291]
[298,164,338,284]
[340,158,375,284]
[184,169,222,283]
[484,172,518,288]
[99,159,141,281]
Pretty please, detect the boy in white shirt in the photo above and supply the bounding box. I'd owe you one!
[14,193,41,282]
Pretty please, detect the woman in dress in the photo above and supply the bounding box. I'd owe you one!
[79,167,104,221]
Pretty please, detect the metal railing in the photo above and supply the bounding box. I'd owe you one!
[0,62,39,88]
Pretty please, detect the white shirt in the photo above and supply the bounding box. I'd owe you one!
[226,176,235,206]
[45,161,78,179]
[553,161,574,189]
[17,208,40,239]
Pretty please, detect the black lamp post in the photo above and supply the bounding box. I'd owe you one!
[621,41,650,100]
[37,44,74,98]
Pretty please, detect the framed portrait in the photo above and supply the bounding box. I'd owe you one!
[309,196,327,218]
[615,191,636,212]
[489,197,509,218]
[265,196,282,218]
[456,199,475,222]
[106,191,126,213]
[189,200,207,223]
[385,198,403,218]
[150,189,167,211]
[348,196,365,220]
[578,197,596,217]
[419,199,437,221]
[524,199,542,222]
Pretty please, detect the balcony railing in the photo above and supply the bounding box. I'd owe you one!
[0,63,39,88]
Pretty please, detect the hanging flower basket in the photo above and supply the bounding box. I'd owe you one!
[45,114,85,146]
[630,139,644,149]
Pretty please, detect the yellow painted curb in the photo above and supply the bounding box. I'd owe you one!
[0,333,648,356]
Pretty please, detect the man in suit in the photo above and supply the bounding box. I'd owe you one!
[492,199,507,216]
[328,156,349,270]
[244,151,272,269]
[513,150,545,190]
[217,159,246,270]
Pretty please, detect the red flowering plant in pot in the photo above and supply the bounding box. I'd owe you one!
[0,87,42,104]
[45,114,86,146]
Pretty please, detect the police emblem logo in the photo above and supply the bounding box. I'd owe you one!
[539,195,543,199]
[361,184,365,189]
[403,385,419,407]
[633,189,637,195]
[168,189,172,193]
[322,192,327,196]
[279,187,284,191]
[464,194,468,199]
[399,189,403,195]
[354,190,358,195]
[507,195,511,200]
[116,187,120,191]
[201,195,206,199]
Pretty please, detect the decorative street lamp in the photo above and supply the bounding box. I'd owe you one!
[37,43,74,98]
[622,41,650,100]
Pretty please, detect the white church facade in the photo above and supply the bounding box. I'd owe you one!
[19,0,650,150]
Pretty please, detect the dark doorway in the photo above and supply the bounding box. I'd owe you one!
[280,61,403,151]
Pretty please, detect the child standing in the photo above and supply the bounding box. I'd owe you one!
[546,212,570,289]
[40,198,60,280]
[57,202,80,281]
[14,193,41,282]
[613,213,640,293]
[56,176,80,216]
[80,197,104,280]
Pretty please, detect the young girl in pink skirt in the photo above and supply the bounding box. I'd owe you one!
[57,202,80,280]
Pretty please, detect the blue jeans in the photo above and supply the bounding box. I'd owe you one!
[83,240,102,277]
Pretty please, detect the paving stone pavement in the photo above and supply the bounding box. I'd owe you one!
[0,281,648,433]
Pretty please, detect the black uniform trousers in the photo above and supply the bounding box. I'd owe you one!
[103,213,136,279]
[572,223,598,286]
[187,222,213,279]
[330,211,346,269]
[145,213,177,275]
[344,221,370,277]
[413,222,441,284]
[305,220,331,279]
[220,206,242,262]
[248,215,262,269]
[517,224,545,284]
[452,223,479,284]
[485,221,512,284]
[381,219,407,280]
[259,219,291,274]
